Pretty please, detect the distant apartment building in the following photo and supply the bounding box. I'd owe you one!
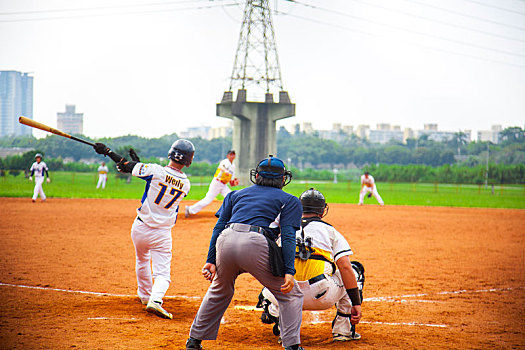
[180,123,233,140]
[367,124,404,144]
[0,71,33,137]
[477,125,502,144]
[57,105,83,134]
[209,125,233,139]
[415,124,471,143]
[356,125,369,140]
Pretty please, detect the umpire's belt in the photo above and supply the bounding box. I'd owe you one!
[225,223,265,234]
[308,274,326,285]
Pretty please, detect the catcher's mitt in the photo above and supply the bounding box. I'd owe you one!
[229,178,239,187]
[367,193,372,198]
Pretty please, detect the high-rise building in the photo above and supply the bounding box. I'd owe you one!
[478,125,502,143]
[57,105,83,135]
[0,71,33,137]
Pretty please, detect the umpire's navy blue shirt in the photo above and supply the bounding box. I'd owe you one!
[206,184,303,275]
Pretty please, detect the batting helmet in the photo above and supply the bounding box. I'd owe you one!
[35,153,43,159]
[168,139,195,166]
[250,155,292,187]
[300,188,328,216]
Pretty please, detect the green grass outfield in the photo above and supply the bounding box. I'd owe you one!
[1,171,524,209]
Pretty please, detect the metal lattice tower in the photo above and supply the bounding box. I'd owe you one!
[229,0,283,100]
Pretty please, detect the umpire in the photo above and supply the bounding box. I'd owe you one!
[186,156,305,350]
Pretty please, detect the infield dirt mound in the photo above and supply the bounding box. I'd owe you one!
[0,198,524,349]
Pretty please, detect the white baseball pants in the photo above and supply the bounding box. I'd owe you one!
[96,174,107,189]
[263,269,359,337]
[32,177,46,200]
[131,219,172,304]
[359,186,384,205]
[187,179,231,215]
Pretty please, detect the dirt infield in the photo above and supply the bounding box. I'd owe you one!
[0,198,524,349]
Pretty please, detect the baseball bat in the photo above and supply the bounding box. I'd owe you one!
[19,116,95,147]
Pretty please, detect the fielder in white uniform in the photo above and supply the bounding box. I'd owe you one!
[358,171,384,205]
[29,153,50,202]
[259,188,364,342]
[96,162,109,189]
[185,150,238,217]
[93,139,194,319]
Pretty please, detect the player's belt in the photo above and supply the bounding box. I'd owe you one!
[226,223,266,234]
[308,274,326,285]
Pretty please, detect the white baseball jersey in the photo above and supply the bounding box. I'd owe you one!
[361,174,376,188]
[30,161,48,178]
[294,220,353,281]
[97,165,108,175]
[132,163,191,229]
[213,158,235,184]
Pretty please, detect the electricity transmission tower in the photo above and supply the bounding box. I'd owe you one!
[217,0,295,185]
[229,0,284,100]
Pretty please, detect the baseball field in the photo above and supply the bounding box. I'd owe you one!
[0,196,524,349]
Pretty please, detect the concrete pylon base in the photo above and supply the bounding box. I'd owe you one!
[217,89,295,186]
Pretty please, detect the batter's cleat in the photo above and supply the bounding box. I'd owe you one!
[185,206,190,218]
[333,332,362,341]
[185,337,202,350]
[284,345,305,350]
[32,199,36,203]
[146,300,172,319]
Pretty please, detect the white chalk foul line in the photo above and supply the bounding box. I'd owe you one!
[0,282,200,300]
[88,317,140,321]
[363,286,524,302]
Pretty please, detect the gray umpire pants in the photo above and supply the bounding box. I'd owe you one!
[189,227,304,347]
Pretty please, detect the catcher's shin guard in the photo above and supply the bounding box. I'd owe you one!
[256,290,280,335]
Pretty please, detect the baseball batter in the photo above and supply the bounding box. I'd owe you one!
[186,156,305,350]
[358,171,384,205]
[96,162,109,189]
[258,188,364,342]
[29,153,50,202]
[185,150,238,217]
[94,139,194,320]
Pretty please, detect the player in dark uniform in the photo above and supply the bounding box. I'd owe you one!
[186,156,305,350]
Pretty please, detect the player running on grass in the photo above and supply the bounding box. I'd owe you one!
[185,150,238,217]
[93,140,194,319]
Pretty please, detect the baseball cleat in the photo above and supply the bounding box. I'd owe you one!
[138,297,149,305]
[146,300,173,319]
[185,206,190,218]
[333,332,361,341]
[284,345,305,350]
[185,337,202,349]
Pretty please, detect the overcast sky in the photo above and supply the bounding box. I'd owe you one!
[1,0,524,140]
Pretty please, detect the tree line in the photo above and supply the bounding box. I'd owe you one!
[1,126,523,179]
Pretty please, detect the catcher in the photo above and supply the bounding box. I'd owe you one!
[258,188,365,342]
[185,150,238,217]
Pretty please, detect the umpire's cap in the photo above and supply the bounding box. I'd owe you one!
[256,155,286,178]
[168,139,195,166]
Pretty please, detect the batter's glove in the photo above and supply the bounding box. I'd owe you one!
[129,148,140,162]
[94,143,110,156]
[367,193,372,198]
[116,159,138,173]
[229,178,239,187]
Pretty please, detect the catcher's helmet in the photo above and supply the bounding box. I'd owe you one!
[300,188,327,216]
[168,139,195,166]
[35,153,43,159]
[250,155,292,186]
